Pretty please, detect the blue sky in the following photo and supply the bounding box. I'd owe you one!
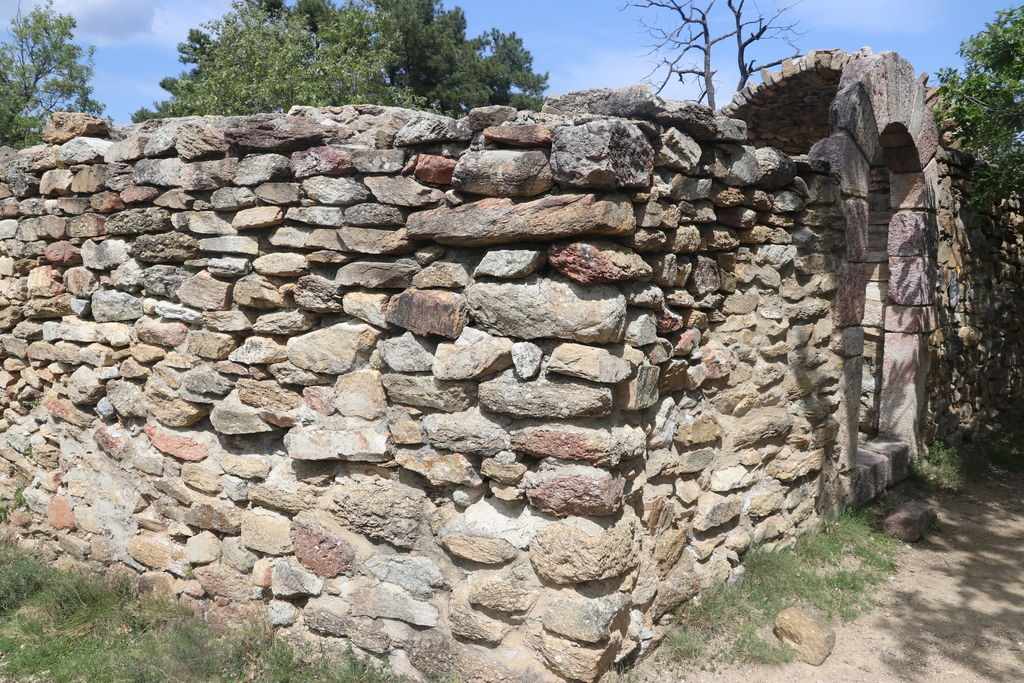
[0,0,1014,124]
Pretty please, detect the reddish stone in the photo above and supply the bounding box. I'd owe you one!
[136,319,190,347]
[44,241,82,265]
[888,211,937,258]
[94,425,130,459]
[90,191,125,214]
[483,124,554,147]
[548,242,628,285]
[144,422,209,461]
[47,496,76,530]
[385,288,469,339]
[184,504,243,534]
[701,345,734,380]
[884,305,937,333]
[121,186,161,204]
[290,146,354,179]
[881,502,936,542]
[526,476,625,517]
[193,565,257,602]
[224,117,324,153]
[44,397,93,427]
[888,257,935,306]
[845,198,868,262]
[291,519,356,577]
[656,309,684,334]
[28,266,66,297]
[835,263,867,328]
[511,430,617,465]
[303,386,335,415]
[415,154,457,184]
[63,267,99,298]
[68,213,106,238]
[674,328,702,356]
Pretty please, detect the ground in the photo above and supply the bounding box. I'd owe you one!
[628,472,1024,683]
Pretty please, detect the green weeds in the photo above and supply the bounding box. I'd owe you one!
[0,546,399,683]
[665,508,898,666]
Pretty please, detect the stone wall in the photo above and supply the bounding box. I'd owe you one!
[0,86,851,682]
[926,145,1024,444]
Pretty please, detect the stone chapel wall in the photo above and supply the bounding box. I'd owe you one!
[0,86,853,682]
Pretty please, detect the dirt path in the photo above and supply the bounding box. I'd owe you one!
[628,473,1024,683]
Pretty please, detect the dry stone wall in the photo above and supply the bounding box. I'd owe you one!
[0,90,849,682]
[926,146,1024,444]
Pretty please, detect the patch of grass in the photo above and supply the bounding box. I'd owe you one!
[666,508,898,666]
[913,398,1024,491]
[0,546,400,683]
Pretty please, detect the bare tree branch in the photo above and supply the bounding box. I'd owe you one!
[626,0,804,109]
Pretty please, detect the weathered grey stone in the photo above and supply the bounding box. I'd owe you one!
[755,146,798,190]
[473,249,546,279]
[332,478,428,549]
[287,323,380,374]
[234,153,291,185]
[241,508,293,555]
[432,330,513,380]
[551,120,654,190]
[394,114,472,146]
[81,238,129,270]
[378,332,435,372]
[301,176,369,205]
[655,128,701,173]
[479,376,613,418]
[406,193,635,246]
[396,446,482,487]
[542,593,631,643]
[453,149,553,197]
[422,408,511,456]
[467,278,626,343]
[335,261,420,289]
[104,207,172,235]
[364,175,444,207]
[351,583,438,627]
[381,374,476,412]
[544,84,661,118]
[365,554,444,597]
[285,425,391,462]
[91,290,144,322]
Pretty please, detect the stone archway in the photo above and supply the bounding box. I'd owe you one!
[808,50,939,464]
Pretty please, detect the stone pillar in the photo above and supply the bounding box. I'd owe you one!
[878,331,928,453]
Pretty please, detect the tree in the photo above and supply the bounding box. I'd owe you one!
[132,0,418,121]
[375,0,548,114]
[937,7,1024,208]
[627,0,802,109]
[136,0,549,121]
[0,1,103,148]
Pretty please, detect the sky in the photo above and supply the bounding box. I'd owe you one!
[0,0,1015,124]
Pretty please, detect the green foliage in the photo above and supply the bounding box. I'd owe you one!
[912,398,1024,490]
[134,0,548,121]
[0,545,400,682]
[666,509,897,665]
[0,0,103,148]
[376,0,548,114]
[132,0,419,121]
[938,7,1024,207]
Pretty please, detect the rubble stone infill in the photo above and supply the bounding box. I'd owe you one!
[0,85,850,682]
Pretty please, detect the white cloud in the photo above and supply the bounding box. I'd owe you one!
[0,0,233,48]
[51,0,158,45]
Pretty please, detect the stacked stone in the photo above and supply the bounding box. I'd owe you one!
[928,145,1024,444]
[0,86,848,683]
[722,49,856,154]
